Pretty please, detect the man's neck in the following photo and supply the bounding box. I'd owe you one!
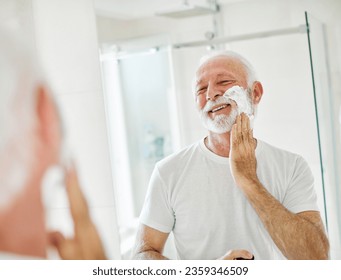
[205,131,231,157]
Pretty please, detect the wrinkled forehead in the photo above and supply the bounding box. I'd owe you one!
[196,55,247,82]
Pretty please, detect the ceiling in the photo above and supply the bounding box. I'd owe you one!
[94,0,246,20]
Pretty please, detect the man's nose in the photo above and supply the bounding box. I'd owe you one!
[206,85,223,101]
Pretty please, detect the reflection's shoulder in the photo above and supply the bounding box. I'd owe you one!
[155,141,200,170]
[257,139,307,164]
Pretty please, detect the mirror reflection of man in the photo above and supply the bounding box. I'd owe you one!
[133,51,329,260]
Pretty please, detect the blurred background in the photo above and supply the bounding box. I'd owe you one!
[0,0,340,259]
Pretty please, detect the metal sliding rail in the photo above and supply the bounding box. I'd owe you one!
[173,25,307,48]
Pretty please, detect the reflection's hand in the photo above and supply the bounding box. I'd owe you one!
[218,249,254,260]
[48,163,106,260]
[230,113,258,188]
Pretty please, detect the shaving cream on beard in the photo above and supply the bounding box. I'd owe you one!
[224,85,254,128]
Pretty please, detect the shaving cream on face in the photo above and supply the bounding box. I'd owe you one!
[223,85,254,128]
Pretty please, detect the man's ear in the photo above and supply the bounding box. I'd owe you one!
[251,81,263,105]
[35,85,61,156]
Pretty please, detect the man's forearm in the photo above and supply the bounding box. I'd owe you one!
[133,250,169,260]
[241,179,329,259]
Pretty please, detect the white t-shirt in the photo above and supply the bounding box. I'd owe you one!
[139,139,319,260]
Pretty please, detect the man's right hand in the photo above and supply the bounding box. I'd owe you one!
[48,163,106,260]
[218,250,254,260]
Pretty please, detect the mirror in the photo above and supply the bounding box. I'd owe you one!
[1,0,339,260]
[94,0,341,259]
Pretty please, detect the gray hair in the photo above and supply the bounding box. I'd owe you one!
[0,28,44,146]
[192,50,258,93]
[0,27,45,208]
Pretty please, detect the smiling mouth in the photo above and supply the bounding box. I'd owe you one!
[210,104,230,113]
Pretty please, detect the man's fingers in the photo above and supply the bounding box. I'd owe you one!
[221,249,253,260]
[57,239,81,260]
[241,113,249,133]
[236,114,242,135]
[48,231,65,249]
[234,113,251,142]
[47,231,75,259]
[231,123,238,146]
[239,113,254,150]
[52,162,107,260]
[240,113,252,142]
[64,162,91,228]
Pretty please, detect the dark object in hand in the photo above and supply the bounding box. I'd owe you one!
[235,255,255,260]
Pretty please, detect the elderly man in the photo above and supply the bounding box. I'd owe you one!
[133,51,330,260]
[0,29,105,259]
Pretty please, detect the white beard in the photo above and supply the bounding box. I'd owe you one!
[200,107,238,134]
[199,95,239,134]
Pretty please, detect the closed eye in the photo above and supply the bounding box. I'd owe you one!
[196,86,207,95]
[218,80,236,85]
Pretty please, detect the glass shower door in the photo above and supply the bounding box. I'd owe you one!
[306,11,341,259]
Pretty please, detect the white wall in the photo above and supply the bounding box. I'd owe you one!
[32,0,121,259]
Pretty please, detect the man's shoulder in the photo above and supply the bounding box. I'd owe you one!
[156,140,201,171]
[258,140,313,185]
[258,139,306,164]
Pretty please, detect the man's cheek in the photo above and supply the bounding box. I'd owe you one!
[196,96,206,110]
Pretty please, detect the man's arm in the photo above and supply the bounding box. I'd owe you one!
[132,224,255,260]
[132,224,170,260]
[230,113,329,259]
[241,179,329,259]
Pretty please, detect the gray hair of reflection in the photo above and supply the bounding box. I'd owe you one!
[191,50,258,95]
[0,28,45,208]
